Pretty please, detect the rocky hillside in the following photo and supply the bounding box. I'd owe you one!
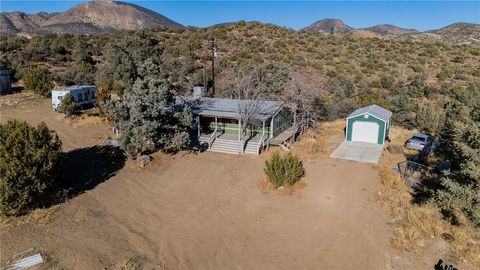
[302,19,353,35]
[0,0,184,36]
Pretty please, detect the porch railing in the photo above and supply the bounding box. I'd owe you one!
[256,134,266,156]
[208,129,221,149]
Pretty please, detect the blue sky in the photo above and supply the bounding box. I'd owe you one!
[1,1,479,31]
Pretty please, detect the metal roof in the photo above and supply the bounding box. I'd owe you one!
[180,97,282,121]
[52,85,96,93]
[347,104,392,122]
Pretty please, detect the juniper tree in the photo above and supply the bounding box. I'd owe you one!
[58,93,77,117]
[23,67,53,97]
[0,120,62,216]
[104,60,192,158]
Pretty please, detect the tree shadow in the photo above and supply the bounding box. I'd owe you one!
[61,145,126,198]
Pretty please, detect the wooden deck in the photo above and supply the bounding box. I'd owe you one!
[269,126,296,145]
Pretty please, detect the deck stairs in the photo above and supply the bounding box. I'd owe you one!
[199,135,242,154]
[243,138,262,155]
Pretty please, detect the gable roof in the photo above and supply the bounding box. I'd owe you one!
[182,97,282,120]
[347,104,392,122]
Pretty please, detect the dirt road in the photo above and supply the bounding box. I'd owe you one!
[0,94,435,269]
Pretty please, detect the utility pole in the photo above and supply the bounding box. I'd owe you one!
[210,39,216,97]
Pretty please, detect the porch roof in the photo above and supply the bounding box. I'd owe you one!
[185,97,282,121]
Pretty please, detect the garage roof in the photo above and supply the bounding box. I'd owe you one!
[347,105,392,122]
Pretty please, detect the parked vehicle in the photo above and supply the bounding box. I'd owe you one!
[405,133,433,151]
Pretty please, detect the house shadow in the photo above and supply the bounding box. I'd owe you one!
[61,145,126,198]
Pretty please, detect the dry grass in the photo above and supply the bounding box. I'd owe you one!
[376,125,480,266]
[278,181,306,196]
[66,114,105,127]
[258,176,305,196]
[114,258,142,270]
[258,176,275,194]
[292,120,344,160]
[0,205,60,230]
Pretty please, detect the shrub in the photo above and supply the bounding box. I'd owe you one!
[23,67,53,97]
[58,93,78,117]
[0,120,62,216]
[264,152,305,188]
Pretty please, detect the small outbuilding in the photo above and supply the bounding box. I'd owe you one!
[345,105,392,145]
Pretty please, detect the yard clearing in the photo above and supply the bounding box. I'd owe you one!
[0,94,461,269]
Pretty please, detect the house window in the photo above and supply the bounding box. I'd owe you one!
[58,96,63,100]
[78,94,83,101]
[91,91,96,98]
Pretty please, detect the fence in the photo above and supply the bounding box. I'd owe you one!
[398,160,433,188]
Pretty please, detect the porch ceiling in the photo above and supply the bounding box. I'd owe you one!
[193,110,272,121]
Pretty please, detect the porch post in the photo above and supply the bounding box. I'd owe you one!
[262,120,265,136]
[197,116,200,137]
[238,118,241,140]
[215,117,217,131]
[270,117,274,138]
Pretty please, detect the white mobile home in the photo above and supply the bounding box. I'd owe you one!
[52,85,97,110]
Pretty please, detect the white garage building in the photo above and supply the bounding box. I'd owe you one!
[345,105,392,145]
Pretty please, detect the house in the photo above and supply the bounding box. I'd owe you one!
[51,85,97,110]
[186,97,295,155]
[345,104,392,145]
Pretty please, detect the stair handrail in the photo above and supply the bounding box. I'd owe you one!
[208,128,222,149]
[208,128,217,149]
[256,134,266,155]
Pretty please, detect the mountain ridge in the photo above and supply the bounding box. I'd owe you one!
[1,1,478,45]
[0,0,184,36]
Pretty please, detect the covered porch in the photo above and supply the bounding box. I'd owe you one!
[189,97,294,155]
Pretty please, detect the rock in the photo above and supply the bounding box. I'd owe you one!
[138,155,151,167]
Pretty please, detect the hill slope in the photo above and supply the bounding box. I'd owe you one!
[361,24,418,36]
[0,0,184,35]
[302,19,353,35]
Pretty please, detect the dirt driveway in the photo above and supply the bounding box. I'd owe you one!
[0,94,429,269]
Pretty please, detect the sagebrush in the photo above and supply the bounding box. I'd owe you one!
[264,152,305,188]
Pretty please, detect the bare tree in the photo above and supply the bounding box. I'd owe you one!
[281,74,319,140]
[234,72,264,153]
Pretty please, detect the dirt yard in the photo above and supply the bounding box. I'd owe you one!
[0,93,457,269]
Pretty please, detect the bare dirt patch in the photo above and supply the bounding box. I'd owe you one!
[0,95,456,269]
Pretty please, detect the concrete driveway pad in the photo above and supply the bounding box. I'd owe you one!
[330,141,384,164]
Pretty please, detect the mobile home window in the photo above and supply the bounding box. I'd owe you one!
[84,93,88,100]
[78,94,83,101]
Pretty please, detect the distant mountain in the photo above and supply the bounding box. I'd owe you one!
[302,19,353,35]
[303,19,479,44]
[0,0,184,36]
[361,24,418,36]
[303,20,418,37]
[426,23,480,44]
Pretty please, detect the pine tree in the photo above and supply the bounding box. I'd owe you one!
[435,104,480,226]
